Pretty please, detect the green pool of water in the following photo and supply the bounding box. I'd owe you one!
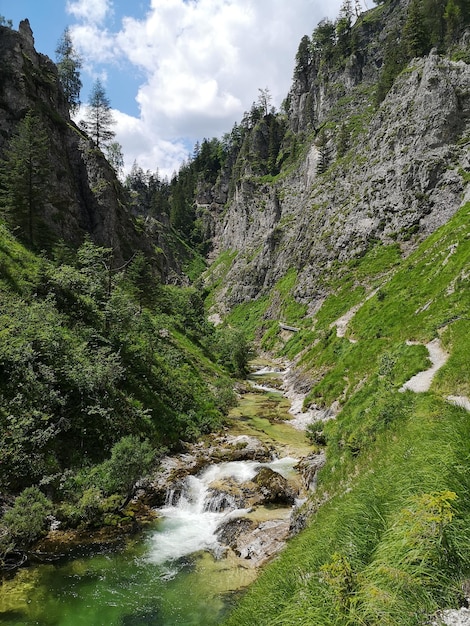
[0,534,256,625]
[0,363,312,625]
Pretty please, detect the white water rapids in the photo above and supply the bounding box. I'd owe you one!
[145,457,298,566]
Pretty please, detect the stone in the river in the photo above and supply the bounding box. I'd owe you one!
[252,467,296,505]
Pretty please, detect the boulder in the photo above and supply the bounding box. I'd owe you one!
[252,467,296,505]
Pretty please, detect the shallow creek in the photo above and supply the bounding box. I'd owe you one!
[0,363,313,625]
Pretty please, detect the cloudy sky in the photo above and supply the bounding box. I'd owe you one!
[2,0,360,177]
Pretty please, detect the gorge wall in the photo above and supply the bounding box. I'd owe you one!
[0,20,186,275]
[202,1,470,317]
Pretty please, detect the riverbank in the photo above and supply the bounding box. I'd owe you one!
[0,360,320,625]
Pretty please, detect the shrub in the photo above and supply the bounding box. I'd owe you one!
[2,486,52,547]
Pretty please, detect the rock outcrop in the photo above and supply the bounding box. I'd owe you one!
[0,22,170,271]
[202,0,470,316]
[207,50,470,311]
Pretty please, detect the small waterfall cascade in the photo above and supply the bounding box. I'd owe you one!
[146,458,298,566]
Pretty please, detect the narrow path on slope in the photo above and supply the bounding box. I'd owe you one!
[331,289,379,342]
[399,338,449,393]
[331,301,470,410]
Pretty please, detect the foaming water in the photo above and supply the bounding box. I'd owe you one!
[146,458,298,566]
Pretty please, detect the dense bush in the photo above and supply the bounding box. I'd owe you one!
[0,233,236,520]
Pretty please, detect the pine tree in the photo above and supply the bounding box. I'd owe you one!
[294,35,312,82]
[336,123,350,157]
[55,27,82,113]
[106,141,124,178]
[80,79,116,150]
[0,111,50,246]
[403,0,430,58]
[316,129,331,174]
[444,0,463,45]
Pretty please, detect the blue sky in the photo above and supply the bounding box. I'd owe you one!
[1,0,145,116]
[1,0,352,177]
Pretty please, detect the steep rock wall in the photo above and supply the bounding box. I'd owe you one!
[209,52,470,311]
[0,21,157,267]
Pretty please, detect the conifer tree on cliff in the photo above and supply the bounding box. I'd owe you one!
[0,110,50,247]
[80,79,116,150]
[55,27,82,114]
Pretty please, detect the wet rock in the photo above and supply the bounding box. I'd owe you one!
[295,452,326,492]
[216,518,256,547]
[252,467,296,505]
[137,435,273,508]
[231,519,291,567]
[205,479,247,512]
[215,435,273,462]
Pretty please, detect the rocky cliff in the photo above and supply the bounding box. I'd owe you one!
[0,20,168,269]
[204,2,470,316]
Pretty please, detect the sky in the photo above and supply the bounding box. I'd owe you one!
[0,0,358,178]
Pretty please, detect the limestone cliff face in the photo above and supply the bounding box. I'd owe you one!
[0,21,156,267]
[207,46,470,313]
[287,0,409,134]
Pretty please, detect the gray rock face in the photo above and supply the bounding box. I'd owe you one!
[0,23,155,266]
[207,52,470,310]
[222,518,291,567]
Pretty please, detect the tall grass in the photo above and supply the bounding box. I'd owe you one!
[223,203,470,624]
[225,398,470,625]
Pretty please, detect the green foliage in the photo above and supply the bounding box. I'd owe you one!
[55,27,82,113]
[224,397,470,625]
[1,487,52,548]
[212,327,253,378]
[315,129,331,174]
[56,436,156,527]
[404,0,431,58]
[96,436,155,498]
[0,234,230,499]
[375,31,409,104]
[375,0,470,103]
[0,110,51,247]
[79,79,116,149]
[224,200,470,626]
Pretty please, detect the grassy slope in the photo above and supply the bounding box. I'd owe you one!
[223,202,470,625]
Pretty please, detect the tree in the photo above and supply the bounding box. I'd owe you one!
[403,0,430,58]
[0,110,50,246]
[336,122,350,157]
[106,141,124,178]
[2,487,52,547]
[55,27,82,113]
[0,15,13,28]
[80,79,116,149]
[312,18,336,60]
[257,87,273,117]
[316,129,331,174]
[294,35,313,84]
[98,436,155,502]
[444,0,463,45]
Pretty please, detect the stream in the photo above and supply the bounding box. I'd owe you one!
[0,364,313,625]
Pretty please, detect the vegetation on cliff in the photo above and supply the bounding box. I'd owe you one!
[0,0,469,622]
[0,226,249,562]
[223,200,470,625]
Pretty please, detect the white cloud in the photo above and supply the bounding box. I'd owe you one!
[111,109,189,177]
[66,0,112,24]
[70,23,115,63]
[70,0,348,176]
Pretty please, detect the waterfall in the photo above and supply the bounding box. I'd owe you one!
[146,458,298,566]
